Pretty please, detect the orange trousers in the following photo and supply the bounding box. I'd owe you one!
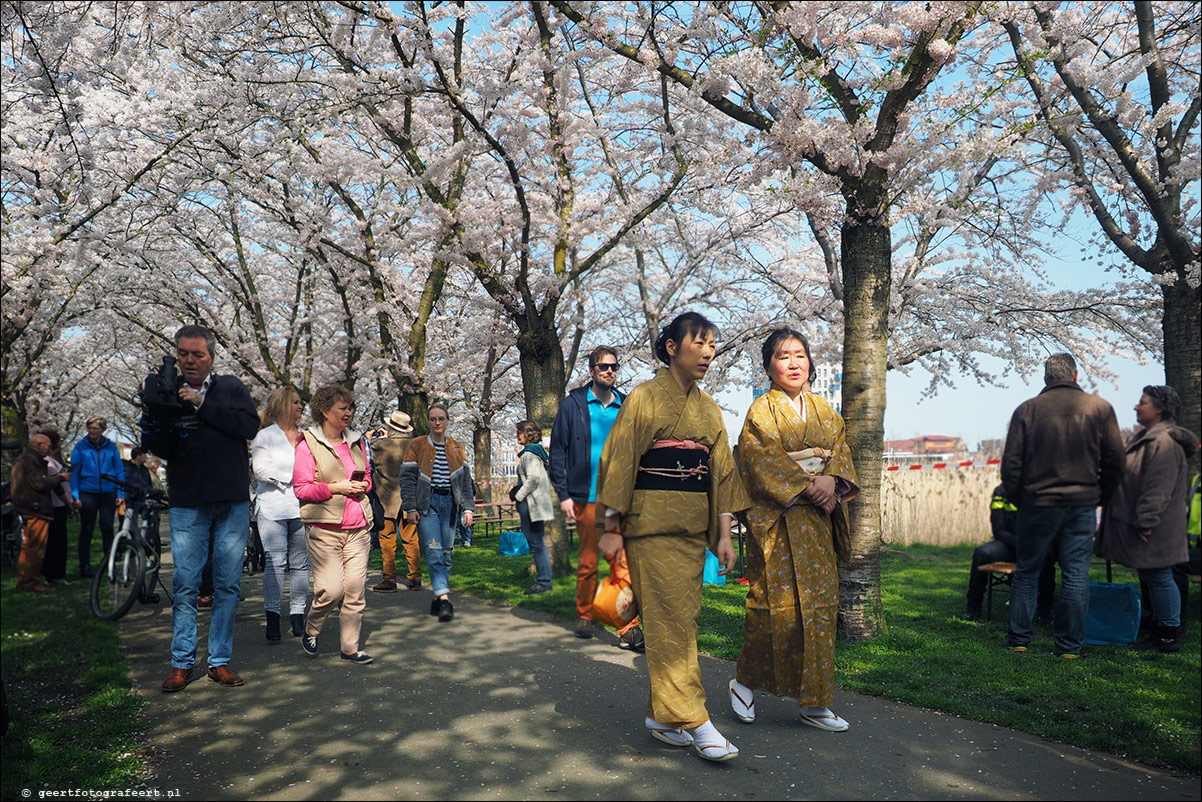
[379,517,421,583]
[17,517,51,591]
[574,501,639,635]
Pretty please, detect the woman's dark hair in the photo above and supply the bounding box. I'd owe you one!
[36,426,62,451]
[654,311,719,366]
[1142,384,1181,424]
[516,419,543,443]
[761,327,817,385]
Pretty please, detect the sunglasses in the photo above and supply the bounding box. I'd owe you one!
[594,363,620,372]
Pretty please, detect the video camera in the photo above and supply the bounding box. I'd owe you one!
[138,356,199,437]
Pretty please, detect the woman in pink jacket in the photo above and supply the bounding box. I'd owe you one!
[292,384,375,664]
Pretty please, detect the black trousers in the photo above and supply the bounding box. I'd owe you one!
[78,491,116,572]
[43,505,69,581]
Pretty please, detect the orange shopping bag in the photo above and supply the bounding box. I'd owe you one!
[592,574,638,629]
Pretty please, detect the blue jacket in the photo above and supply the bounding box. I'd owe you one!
[70,436,125,499]
[548,382,625,505]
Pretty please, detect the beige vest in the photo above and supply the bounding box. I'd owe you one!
[299,430,373,527]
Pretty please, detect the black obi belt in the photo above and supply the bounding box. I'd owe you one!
[634,439,710,492]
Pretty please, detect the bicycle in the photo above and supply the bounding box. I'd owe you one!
[91,475,171,620]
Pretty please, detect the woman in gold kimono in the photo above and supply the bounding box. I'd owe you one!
[596,311,751,762]
[729,328,859,732]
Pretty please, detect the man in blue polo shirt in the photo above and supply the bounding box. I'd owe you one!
[549,346,643,650]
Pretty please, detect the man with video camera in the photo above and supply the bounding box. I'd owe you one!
[142,324,259,692]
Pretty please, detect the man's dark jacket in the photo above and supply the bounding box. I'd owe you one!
[11,448,68,521]
[1001,381,1124,507]
[122,460,153,503]
[142,373,259,507]
[548,382,626,505]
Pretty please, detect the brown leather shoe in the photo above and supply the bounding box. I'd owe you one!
[405,578,422,590]
[207,666,245,687]
[161,667,194,693]
[372,579,399,593]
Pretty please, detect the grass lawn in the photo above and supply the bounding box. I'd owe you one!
[443,532,1201,773]
[1,521,147,799]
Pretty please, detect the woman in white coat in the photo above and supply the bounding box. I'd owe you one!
[513,420,555,594]
[252,387,309,641]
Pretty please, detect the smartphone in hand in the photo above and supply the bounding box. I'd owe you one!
[350,470,366,482]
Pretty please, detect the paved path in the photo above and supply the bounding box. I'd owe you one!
[119,556,1200,801]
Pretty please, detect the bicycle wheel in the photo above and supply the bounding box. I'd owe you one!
[91,537,146,620]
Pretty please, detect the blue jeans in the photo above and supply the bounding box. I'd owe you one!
[169,502,249,668]
[1138,567,1181,627]
[1008,505,1095,654]
[517,500,552,586]
[418,492,456,597]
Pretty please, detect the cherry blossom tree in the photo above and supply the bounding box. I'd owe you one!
[1,2,202,434]
[553,0,1025,638]
[1001,1,1201,447]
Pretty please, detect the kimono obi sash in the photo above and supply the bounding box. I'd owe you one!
[635,439,709,492]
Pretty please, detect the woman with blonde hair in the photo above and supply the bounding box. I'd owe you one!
[252,386,309,640]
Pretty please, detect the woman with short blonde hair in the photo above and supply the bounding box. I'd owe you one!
[252,386,308,641]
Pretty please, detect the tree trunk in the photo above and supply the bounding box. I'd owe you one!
[837,220,891,642]
[1162,276,1202,473]
[473,424,494,503]
[516,317,572,575]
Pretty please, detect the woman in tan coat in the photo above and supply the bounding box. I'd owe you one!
[1098,385,1197,653]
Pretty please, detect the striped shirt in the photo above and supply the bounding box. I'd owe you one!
[431,441,451,488]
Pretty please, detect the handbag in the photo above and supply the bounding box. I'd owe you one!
[592,574,638,629]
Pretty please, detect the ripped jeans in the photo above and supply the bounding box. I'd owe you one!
[417,490,456,597]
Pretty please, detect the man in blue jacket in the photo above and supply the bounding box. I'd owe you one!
[70,417,124,578]
[549,346,642,650]
[142,324,259,692]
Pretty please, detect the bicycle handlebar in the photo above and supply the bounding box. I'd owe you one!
[101,474,168,504]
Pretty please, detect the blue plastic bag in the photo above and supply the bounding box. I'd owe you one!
[703,549,726,586]
[1084,581,1141,645]
[498,529,530,556]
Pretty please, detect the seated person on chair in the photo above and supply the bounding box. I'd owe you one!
[963,484,1056,622]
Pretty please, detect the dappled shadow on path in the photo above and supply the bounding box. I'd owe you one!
[116,546,1200,801]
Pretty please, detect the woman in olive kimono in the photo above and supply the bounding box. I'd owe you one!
[729,328,859,732]
[596,312,751,762]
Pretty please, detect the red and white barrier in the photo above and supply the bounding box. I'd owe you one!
[884,459,1001,471]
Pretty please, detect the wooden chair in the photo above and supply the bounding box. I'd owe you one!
[977,561,1016,621]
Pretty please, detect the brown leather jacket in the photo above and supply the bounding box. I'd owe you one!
[1001,381,1124,507]
[11,448,68,521]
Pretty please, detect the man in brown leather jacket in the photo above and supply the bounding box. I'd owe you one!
[11,433,72,592]
[1000,353,1124,657]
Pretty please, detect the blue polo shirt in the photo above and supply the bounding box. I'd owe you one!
[587,385,623,502]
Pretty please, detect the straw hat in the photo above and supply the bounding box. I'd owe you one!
[385,411,413,434]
